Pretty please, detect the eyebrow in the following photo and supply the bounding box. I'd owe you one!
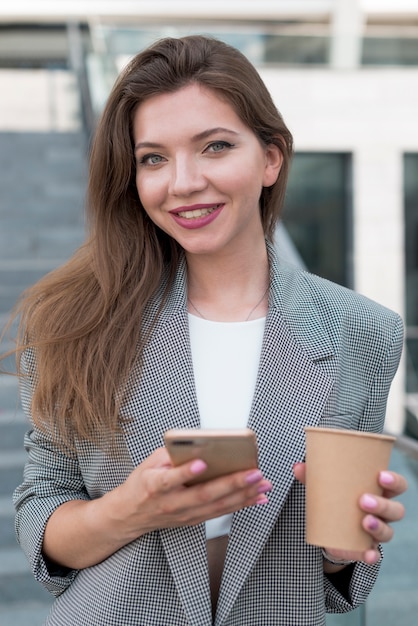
[134,127,239,152]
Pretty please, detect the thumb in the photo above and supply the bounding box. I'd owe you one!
[293,462,306,485]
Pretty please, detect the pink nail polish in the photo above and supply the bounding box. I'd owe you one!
[190,460,207,474]
[361,494,377,509]
[257,483,272,494]
[367,516,379,531]
[256,495,268,505]
[245,470,263,485]
[380,471,394,486]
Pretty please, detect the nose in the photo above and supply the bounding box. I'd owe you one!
[168,155,207,197]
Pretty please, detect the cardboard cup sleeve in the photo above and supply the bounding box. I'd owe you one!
[304,427,395,552]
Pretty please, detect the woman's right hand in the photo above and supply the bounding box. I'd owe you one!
[108,447,272,542]
[43,447,271,571]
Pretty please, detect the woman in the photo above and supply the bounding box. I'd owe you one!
[7,35,406,625]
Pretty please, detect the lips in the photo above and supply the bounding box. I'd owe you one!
[169,203,224,229]
[177,206,218,219]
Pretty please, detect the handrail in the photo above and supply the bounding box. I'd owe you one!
[66,21,96,145]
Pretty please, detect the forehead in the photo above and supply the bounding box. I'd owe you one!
[133,84,243,136]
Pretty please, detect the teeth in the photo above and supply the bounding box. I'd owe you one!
[177,206,219,219]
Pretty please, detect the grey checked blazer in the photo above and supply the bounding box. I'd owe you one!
[14,243,403,626]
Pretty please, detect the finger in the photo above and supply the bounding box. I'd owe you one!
[161,458,209,492]
[183,470,272,517]
[155,461,269,498]
[293,462,306,484]
[362,514,394,544]
[359,493,406,523]
[323,547,360,562]
[362,548,382,565]
[200,482,271,515]
[323,544,381,565]
[378,470,408,498]
[158,475,271,528]
[191,469,272,504]
[137,447,173,470]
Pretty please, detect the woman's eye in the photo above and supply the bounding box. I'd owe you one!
[206,141,233,153]
[140,154,164,166]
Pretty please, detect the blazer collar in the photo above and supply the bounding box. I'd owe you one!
[121,246,335,626]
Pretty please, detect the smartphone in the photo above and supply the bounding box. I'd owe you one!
[164,428,259,485]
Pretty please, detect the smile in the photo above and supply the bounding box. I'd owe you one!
[176,205,221,219]
[170,203,224,230]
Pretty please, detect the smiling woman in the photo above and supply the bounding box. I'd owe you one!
[1,34,408,626]
[132,83,282,258]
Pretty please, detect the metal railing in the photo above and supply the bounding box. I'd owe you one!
[66,21,96,144]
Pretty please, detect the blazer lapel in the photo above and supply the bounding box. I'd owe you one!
[216,255,336,625]
[121,262,212,625]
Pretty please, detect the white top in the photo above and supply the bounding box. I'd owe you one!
[188,313,265,539]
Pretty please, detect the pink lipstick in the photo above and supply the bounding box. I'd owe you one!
[169,203,224,229]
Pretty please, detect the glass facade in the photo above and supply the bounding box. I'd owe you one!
[93,24,330,68]
[362,36,418,66]
[90,22,418,71]
[283,153,352,288]
[404,154,418,437]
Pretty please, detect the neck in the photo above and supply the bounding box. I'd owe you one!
[186,241,270,322]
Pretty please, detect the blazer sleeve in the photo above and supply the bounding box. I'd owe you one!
[13,351,88,597]
[324,311,404,613]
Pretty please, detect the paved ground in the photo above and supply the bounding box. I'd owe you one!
[0,68,417,626]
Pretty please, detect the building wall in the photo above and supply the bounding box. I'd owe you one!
[261,67,418,433]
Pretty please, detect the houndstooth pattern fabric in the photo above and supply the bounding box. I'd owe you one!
[13,242,403,625]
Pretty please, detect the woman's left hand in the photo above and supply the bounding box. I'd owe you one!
[293,463,408,566]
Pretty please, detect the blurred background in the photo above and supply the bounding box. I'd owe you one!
[0,1,417,625]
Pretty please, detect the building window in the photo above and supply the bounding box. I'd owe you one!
[282,153,352,288]
[404,154,418,400]
[362,22,418,66]
[362,36,418,66]
[91,23,331,74]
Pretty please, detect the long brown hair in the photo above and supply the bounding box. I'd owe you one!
[2,35,293,447]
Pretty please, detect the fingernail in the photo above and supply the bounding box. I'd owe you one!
[361,494,377,509]
[257,482,272,494]
[190,460,207,475]
[256,495,268,505]
[365,549,380,564]
[245,470,263,485]
[366,516,379,531]
[380,471,394,486]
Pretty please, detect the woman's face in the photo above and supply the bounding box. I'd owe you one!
[133,83,282,258]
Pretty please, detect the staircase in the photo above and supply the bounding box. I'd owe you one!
[0,69,87,625]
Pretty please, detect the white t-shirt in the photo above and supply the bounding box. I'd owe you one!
[188,313,265,539]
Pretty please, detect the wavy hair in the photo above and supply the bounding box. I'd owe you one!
[2,35,293,446]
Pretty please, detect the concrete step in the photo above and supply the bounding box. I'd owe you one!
[0,375,21,413]
[0,572,52,625]
[0,130,86,316]
[0,603,52,626]
[0,67,85,624]
[0,412,53,622]
[0,129,86,247]
[0,441,53,622]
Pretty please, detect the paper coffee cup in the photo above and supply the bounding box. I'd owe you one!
[304,427,395,552]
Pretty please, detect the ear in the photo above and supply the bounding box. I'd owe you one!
[263,143,283,187]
